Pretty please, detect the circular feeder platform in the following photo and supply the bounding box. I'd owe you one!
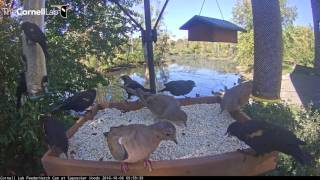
[41,96,277,176]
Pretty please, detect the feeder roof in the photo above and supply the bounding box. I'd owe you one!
[180,15,246,32]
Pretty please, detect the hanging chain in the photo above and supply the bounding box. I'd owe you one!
[216,0,224,20]
[199,0,206,15]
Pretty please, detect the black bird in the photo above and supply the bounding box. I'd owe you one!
[21,21,49,60]
[50,89,96,113]
[159,80,196,97]
[16,72,27,110]
[120,75,152,99]
[226,120,313,165]
[41,115,68,157]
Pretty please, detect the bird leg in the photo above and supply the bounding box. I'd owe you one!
[65,152,69,159]
[120,162,129,174]
[144,159,153,172]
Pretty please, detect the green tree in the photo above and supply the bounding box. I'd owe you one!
[0,0,140,175]
[283,25,314,66]
[232,0,297,69]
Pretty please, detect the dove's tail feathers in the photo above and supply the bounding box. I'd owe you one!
[136,88,145,98]
[136,88,148,105]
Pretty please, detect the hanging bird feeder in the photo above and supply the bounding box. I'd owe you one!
[180,15,246,43]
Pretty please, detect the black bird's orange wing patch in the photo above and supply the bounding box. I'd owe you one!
[247,129,264,138]
[82,97,90,102]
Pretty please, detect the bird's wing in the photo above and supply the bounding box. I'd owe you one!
[107,128,129,161]
[121,126,159,163]
[146,95,168,114]
[221,91,238,112]
[127,81,145,89]
[269,124,305,145]
[82,97,91,102]
[136,88,153,105]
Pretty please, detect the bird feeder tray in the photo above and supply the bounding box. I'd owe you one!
[41,96,277,176]
[180,15,246,43]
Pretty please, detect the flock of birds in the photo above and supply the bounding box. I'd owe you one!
[17,21,313,175]
[41,76,313,174]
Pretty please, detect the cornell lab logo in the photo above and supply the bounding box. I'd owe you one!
[51,5,69,18]
[0,3,69,19]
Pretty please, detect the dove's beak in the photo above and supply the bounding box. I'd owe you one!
[173,138,178,144]
[225,131,231,137]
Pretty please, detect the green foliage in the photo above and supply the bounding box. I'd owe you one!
[243,102,320,176]
[46,0,141,68]
[168,39,236,60]
[283,25,315,67]
[232,0,253,30]
[154,31,170,62]
[232,0,312,72]
[0,0,143,175]
[236,30,254,68]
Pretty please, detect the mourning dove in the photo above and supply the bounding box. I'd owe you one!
[227,119,313,165]
[220,81,253,113]
[159,80,196,97]
[104,121,177,173]
[135,88,187,126]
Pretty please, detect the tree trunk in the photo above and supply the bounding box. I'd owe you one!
[312,0,320,72]
[22,0,47,96]
[251,0,283,100]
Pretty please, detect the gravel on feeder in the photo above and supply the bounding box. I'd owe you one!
[61,103,249,161]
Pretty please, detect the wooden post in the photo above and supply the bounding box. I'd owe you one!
[142,32,150,83]
[143,0,156,93]
[251,0,283,100]
[22,0,47,96]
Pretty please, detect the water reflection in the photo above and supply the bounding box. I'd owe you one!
[105,59,241,102]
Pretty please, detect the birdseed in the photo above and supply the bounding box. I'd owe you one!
[61,103,248,161]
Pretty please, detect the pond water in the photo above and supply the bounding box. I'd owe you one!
[105,58,242,102]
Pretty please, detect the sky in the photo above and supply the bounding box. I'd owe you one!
[141,0,314,39]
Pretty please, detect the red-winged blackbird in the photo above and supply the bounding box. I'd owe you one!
[227,120,313,165]
[120,75,152,99]
[21,21,49,60]
[159,80,196,97]
[50,89,96,113]
[41,115,68,157]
